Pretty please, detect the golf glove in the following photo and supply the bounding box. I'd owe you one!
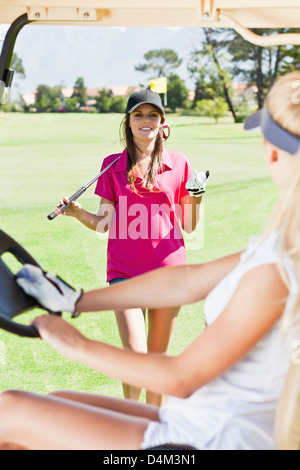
[186,170,210,198]
[16,264,83,317]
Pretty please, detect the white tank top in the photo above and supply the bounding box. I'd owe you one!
[143,232,300,450]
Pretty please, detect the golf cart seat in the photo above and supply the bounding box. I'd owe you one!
[0,229,43,337]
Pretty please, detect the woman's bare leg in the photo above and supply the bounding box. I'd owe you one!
[49,390,159,420]
[0,441,27,450]
[114,308,147,401]
[0,390,153,450]
[147,306,181,406]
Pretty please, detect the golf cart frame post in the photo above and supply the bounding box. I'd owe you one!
[0,13,32,92]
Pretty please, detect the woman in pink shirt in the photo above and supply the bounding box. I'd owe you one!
[60,89,208,405]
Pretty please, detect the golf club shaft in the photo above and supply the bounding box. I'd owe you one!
[47,156,120,221]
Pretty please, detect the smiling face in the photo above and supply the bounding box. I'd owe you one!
[129,104,164,146]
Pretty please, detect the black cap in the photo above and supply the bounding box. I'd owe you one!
[126,89,165,115]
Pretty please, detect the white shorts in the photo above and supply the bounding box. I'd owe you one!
[141,420,198,450]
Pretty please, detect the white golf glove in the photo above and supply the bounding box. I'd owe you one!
[16,264,83,317]
[186,170,210,198]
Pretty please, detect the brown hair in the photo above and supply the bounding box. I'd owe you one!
[119,112,165,194]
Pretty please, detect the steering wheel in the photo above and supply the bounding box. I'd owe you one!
[0,230,50,338]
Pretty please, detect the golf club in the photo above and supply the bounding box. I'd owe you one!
[47,156,120,220]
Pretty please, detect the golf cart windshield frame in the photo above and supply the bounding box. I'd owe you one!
[1,6,300,98]
[0,13,33,90]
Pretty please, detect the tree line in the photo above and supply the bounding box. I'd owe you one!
[2,28,300,122]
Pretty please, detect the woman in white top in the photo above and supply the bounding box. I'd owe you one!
[3,71,300,450]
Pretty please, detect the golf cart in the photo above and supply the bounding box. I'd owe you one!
[0,0,299,450]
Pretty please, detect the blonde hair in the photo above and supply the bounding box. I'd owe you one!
[264,72,300,327]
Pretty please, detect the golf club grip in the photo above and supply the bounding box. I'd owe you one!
[47,187,86,221]
[47,208,64,220]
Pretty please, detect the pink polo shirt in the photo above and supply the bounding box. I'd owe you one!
[95,148,193,282]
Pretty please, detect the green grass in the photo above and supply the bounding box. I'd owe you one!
[0,112,278,397]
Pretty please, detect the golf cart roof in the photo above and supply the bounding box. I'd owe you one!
[0,0,299,28]
[1,1,300,47]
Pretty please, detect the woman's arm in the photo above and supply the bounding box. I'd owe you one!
[77,251,242,313]
[60,197,115,233]
[34,263,289,399]
[16,250,242,321]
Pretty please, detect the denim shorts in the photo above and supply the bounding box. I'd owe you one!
[108,278,128,286]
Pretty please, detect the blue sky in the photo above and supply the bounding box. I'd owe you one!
[0,24,202,99]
